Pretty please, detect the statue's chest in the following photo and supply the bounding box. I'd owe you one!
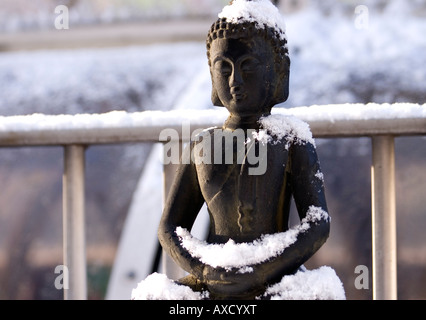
[194,142,289,203]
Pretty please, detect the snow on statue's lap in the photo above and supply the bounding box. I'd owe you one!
[261,266,346,300]
[131,206,345,300]
[131,272,209,300]
[131,266,346,300]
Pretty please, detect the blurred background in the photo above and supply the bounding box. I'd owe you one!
[0,0,425,300]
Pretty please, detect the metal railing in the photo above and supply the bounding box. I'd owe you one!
[0,103,425,300]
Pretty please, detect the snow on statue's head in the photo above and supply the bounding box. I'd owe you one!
[207,0,290,109]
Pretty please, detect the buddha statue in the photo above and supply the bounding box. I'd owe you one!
[132,0,345,300]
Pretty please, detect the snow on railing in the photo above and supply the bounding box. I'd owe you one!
[0,103,425,145]
[0,103,425,300]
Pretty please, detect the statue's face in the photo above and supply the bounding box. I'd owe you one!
[210,35,276,115]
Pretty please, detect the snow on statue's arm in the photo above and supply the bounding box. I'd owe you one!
[157,141,207,280]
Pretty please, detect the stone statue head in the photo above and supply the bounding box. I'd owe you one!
[206,0,290,115]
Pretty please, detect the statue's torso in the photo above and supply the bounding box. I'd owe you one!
[193,130,291,244]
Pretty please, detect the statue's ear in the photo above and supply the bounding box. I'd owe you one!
[273,65,290,105]
[211,86,224,107]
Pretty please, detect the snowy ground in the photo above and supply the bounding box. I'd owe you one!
[1,1,425,117]
[0,42,211,116]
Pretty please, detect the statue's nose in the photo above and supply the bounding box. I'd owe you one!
[229,68,243,89]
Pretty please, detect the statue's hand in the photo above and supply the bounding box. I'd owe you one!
[202,264,265,298]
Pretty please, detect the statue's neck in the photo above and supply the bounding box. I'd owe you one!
[224,112,270,131]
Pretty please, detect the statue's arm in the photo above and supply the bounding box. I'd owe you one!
[263,141,329,280]
[157,144,206,279]
[219,142,330,288]
[289,141,329,223]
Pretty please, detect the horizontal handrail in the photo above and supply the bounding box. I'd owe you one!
[0,103,425,146]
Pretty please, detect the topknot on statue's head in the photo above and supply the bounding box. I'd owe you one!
[219,0,287,42]
[206,0,289,68]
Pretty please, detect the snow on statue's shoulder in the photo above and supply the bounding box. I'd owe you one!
[256,114,316,149]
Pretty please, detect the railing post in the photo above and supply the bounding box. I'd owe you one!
[63,145,87,300]
[371,135,397,300]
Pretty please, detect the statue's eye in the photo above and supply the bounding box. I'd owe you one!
[241,58,260,73]
[215,60,232,76]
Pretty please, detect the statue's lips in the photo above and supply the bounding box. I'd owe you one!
[232,93,247,101]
